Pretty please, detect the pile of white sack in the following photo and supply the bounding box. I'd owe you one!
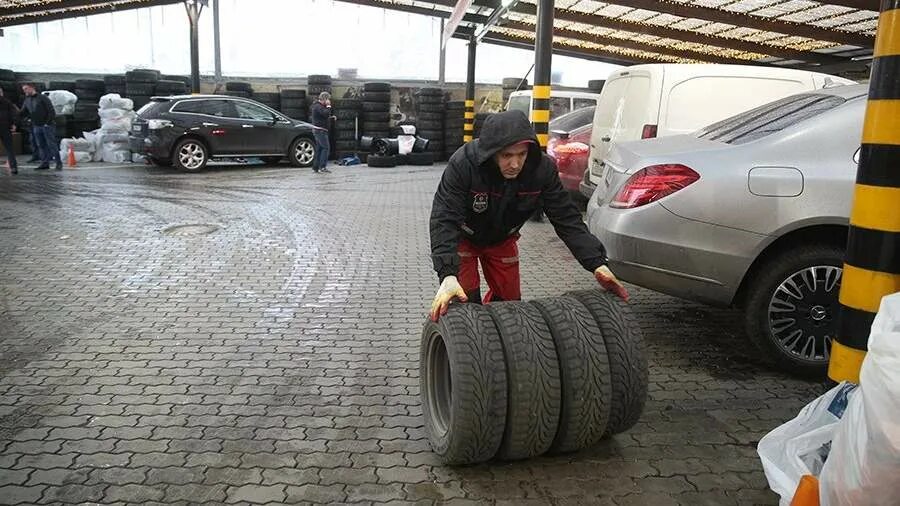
[59,138,94,164]
[94,93,136,163]
[45,90,78,116]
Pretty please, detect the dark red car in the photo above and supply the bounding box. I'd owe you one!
[546,106,594,201]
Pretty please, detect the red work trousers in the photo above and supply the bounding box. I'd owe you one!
[457,235,521,304]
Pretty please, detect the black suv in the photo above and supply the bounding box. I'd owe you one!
[130,95,320,171]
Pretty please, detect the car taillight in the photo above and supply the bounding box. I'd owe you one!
[641,124,657,139]
[610,164,699,209]
[552,141,589,154]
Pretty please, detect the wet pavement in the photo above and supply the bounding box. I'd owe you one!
[0,161,823,505]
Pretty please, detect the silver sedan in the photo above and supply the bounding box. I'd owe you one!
[586,84,868,376]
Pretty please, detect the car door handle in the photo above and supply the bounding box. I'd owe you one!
[601,136,611,142]
[202,122,218,127]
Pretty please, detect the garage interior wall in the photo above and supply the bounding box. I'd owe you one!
[0,0,620,85]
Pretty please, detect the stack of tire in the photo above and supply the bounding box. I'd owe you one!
[444,101,465,158]
[588,79,605,94]
[420,289,648,465]
[125,69,160,110]
[252,91,280,111]
[155,78,188,97]
[361,82,391,140]
[279,90,307,121]
[224,81,252,99]
[307,75,332,99]
[502,76,528,105]
[0,69,19,106]
[413,87,444,164]
[48,80,77,93]
[103,75,126,96]
[473,112,491,139]
[163,75,192,90]
[332,98,362,160]
[72,79,104,134]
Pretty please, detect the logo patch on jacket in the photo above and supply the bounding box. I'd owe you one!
[472,193,488,213]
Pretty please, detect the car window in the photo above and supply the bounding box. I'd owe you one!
[507,95,530,114]
[549,97,571,120]
[234,101,275,121]
[549,106,595,133]
[696,93,846,145]
[573,98,596,110]
[172,99,232,117]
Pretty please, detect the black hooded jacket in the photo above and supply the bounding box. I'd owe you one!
[429,110,608,281]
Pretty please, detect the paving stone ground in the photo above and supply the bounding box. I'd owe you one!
[0,161,824,505]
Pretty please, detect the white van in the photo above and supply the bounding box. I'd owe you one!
[506,89,602,121]
[581,64,856,196]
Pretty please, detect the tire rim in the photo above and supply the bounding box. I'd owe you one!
[295,139,315,165]
[178,142,205,170]
[767,265,842,362]
[427,332,452,437]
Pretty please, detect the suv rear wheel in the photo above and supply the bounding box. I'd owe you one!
[173,138,208,172]
[289,137,316,167]
[744,244,843,377]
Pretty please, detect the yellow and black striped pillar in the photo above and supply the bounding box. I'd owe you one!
[828,0,900,384]
[531,0,554,151]
[464,36,477,143]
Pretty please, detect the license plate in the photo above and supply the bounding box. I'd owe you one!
[132,124,142,132]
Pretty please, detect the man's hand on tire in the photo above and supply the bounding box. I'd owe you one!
[594,265,629,302]
[430,275,468,322]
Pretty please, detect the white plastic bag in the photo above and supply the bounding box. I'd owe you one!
[45,90,77,114]
[102,147,131,163]
[99,117,132,133]
[398,124,416,155]
[758,382,857,505]
[58,150,92,164]
[820,292,900,506]
[99,93,133,111]
[59,138,95,153]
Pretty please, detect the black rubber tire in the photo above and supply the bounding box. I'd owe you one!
[49,80,77,91]
[486,302,561,461]
[307,74,332,85]
[225,81,253,93]
[363,91,391,103]
[408,152,434,166]
[253,92,280,103]
[420,304,507,465]
[335,110,359,121]
[362,112,391,122]
[415,112,442,121]
[567,289,648,437]
[364,82,391,92]
[417,120,443,131]
[445,101,465,110]
[418,95,444,105]
[0,69,15,82]
[126,83,154,95]
[365,130,391,139]
[126,69,160,83]
[224,91,251,98]
[73,102,98,120]
[105,86,126,95]
[73,79,104,91]
[335,140,358,151]
[289,137,317,168]
[281,98,307,109]
[172,137,209,172]
[417,103,444,113]
[362,101,390,112]
[281,89,306,99]
[367,154,396,168]
[334,130,357,141]
[335,119,358,131]
[742,244,844,377]
[419,129,443,139]
[308,85,332,96]
[531,297,613,454]
[417,87,443,96]
[332,98,361,110]
[394,154,408,165]
[362,121,390,132]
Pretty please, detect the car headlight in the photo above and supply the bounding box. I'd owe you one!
[147,119,173,130]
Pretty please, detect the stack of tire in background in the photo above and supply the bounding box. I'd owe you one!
[154,77,189,97]
[224,81,252,99]
[414,87,443,164]
[331,98,362,161]
[252,90,280,112]
[361,82,391,141]
[279,89,307,121]
[420,289,648,465]
[103,75,126,96]
[0,69,19,106]
[502,76,529,105]
[125,69,159,110]
[72,78,104,135]
[443,100,465,158]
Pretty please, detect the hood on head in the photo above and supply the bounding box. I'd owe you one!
[475,110,542,168]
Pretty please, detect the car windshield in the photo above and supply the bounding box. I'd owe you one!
[696,93,847,145]
[507,95,530,114]
[549,106,595,134]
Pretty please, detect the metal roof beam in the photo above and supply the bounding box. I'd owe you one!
[820,0,879,10]
[0,0,183,27]
[602,0,873,47]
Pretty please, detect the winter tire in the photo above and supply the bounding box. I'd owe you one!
[289,137,317,168]
[308,85,332,96]
[362,112,391,122]
[173,138,208,172]
[486,302,561,461]
[307,74,332,85]
[364,82,391,92]
[49,81,77,91]
[0,69,15,82]
[332,98,362,110]
[336,140,358,151]
[281,89,306,99]
[418,87,443,96]
[417,120,443,131]
[419,129,443,139]
[408,152,434,166]
[335,110,359,121]
[367,154,396,168]
[225,81,252,93]
[280,98,307,109]
[335,130,357,141]
[420,304,507,465]
[126,83,154,95]
[567,289,648,437]
[417,103,444,113]
[743,244,843,377]
[126,69,160,82]
[363,101,390,112]
[363,91,391,103]
[418,95,444,105]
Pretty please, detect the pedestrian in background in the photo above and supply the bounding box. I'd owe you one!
[20,83,62,171]
[0,88,19,175]
[309,91,334,173]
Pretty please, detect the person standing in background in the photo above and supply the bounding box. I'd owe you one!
[20,83,62,171]
[0,88,19,175]
[309,92,334,173]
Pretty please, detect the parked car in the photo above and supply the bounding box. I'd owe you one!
[130,94,320,171]
[547,106,594,199]
[586,84,869,376]
[506,89,600,122]
[580,63,856,199]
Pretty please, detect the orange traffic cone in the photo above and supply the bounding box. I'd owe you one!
[790,475,820,506]
[67,144,76,168]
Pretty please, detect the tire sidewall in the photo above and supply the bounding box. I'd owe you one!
[290,137,316,167]
[173,138,208,172]
[420,322,452,455]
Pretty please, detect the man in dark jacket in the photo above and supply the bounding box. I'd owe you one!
[0,88,19,175]
[309,92,333,173]
[21,83,62,171]
[429,110,627,321]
